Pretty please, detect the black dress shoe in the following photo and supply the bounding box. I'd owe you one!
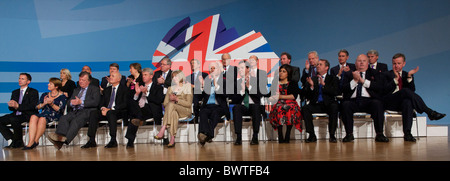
[375,134,390,142]
[329,135,337,143]
[429,111,446,121]
[126,141,134,148]
[234,138,242,145]
[305,134,317,143]
[250,138,259,145]
[404,133,417,142]
[342,134,354,142]
[81,141,97,149]
[23,142,40,150]
[105,140,118,148]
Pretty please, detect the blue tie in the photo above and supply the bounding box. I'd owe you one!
[356,72,363,99]
[107,87,116,109]
[206,81,216,105]
[318,76,324,103]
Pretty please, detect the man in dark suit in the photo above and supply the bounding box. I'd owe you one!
[77,65,100,87]
[301,51,320,85]
[186,59,208,123]
[221,53,238,97]
[48,71,101,150]
[100,63,127,93]
[81,72,128,148]
[125,68,164,148]
[381,53,445,142]
[330,49,356,93]
[279,52,300,83]
[302,59,340,143]
[231,57,267,145]
[341,54,388,142]
[153,57,173,92]
[197,61,229,146]
[367,49,388,73]
[0,73,39,148]
[272,52,301,85]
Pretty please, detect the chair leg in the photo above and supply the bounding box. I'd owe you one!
[415,117,420,140]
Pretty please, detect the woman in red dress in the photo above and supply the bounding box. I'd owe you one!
[268,64,302,143]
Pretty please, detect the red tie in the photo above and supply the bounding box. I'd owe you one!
[398,76,403,90]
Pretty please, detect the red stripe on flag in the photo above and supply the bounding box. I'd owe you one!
[217,32,262,54]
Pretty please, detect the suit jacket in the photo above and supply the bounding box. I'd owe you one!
[303,74,339,106]
[153,69,173,89]
[301,65,317,85]
[370,62,389,73]
[223,65,238,96]
[201,75,230,118]
[231,69,268,105]
[186,71,209,95]
[100,84,129,111]
[69,84,101,111]
[381,70,415,96]
[134,82,164,105]
[8,87,39,117]
[330,63,356,78]
[342,68,383,100]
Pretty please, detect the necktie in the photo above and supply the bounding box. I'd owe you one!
[107,87,116,109]
[139,86,148,108]
[163,72,166,79]
[16,89,23,115]
[318,76,324,103]
[356,72,363,99]
[311,66,316,77]
[207,81,216,105]
[244,79,249,108]
[371,64,375,69]
[398,75,403,90]
[75,88,85,110]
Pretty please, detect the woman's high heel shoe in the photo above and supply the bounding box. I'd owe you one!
[167,142,175,148]
[154,135,164,140]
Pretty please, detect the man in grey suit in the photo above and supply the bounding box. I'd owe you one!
[48,71,101,150]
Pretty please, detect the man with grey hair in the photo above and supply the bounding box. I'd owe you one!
[125,67,164,148]
[153,57,173,90]
[301,51,320,85]
[81,71,128,148]
[367,49,388,73]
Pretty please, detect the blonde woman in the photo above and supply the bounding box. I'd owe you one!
[154,70,193,147]
[60,68,76,99]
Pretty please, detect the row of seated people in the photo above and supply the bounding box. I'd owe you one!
[0,50,446,150]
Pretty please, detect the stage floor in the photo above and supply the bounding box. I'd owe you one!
[1,136,449,161]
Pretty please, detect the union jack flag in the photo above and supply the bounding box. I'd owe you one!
[152,14,279,78]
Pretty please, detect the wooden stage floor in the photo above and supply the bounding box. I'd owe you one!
[1,136,449,161]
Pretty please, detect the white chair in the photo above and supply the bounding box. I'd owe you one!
[385,110,420,140]
[97,119,124,145]
[352,112,374,138]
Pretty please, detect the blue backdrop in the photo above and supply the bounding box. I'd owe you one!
[1,0,449,124]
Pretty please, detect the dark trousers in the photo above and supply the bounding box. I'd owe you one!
[232,104,261,139]
[125,103,162,143]
[56,109,92,144]
[87,109,127,141]
[302,102,339,136]
[384,88,429,134]
[0,114,29,142]
[341,98,384,134]
[192,94,203,123]
[198,104,226,138]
